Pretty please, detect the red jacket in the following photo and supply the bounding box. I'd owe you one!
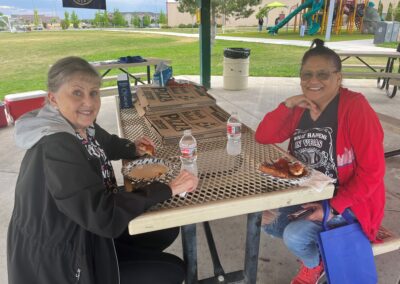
[255,87,385,241]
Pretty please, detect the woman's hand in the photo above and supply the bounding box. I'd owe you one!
[303,202,334,222]
[284,95,320,116]
[169,170,199,196]
[134,136,155,156]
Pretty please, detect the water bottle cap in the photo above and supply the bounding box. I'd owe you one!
[183,129,192,135]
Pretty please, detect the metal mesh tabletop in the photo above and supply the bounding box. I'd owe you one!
[119,105,301,211]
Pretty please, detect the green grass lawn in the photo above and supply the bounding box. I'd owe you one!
[0,30,309,100]
[0,29,390,100]
[377,42,399,49]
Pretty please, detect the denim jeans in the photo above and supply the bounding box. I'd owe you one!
[262,205,354,268]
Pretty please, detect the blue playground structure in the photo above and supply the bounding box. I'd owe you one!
[267,0,324,35]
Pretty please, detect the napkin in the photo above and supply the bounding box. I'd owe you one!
[297,169,335,192]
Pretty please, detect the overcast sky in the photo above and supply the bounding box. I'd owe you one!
[0,0,170,19]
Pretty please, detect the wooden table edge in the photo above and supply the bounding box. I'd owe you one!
[128,184,335,235]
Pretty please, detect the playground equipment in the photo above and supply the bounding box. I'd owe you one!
[256,1,288,26]
[266,0,372,36]
[332,0,369,34]
[267,0,324,35]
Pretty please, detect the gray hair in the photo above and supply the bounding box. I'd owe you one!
[47,56,101,92]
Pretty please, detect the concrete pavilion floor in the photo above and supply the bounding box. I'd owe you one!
[0,76,399,283]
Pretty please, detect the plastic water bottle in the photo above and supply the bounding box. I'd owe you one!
[179,129,198,177]
[226,111,242,156]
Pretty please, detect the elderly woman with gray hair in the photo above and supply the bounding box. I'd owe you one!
[7,56,198,284]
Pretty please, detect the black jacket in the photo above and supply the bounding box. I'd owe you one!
[7,123,172,284]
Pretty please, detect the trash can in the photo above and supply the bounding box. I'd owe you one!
[223,48,251,90]
[390,21,400,42]
[374,21,394,44]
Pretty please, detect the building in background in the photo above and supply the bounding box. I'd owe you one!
[166,0,394,29]
[9,14,60,31]
[121,12,159,27]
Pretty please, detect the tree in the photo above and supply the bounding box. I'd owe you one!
[60,20,69,30]
[131,15,141,28]
[93,11,104,27]
[177,0,197,28]
[385,2,393,21]
[70,11,80,28]
[33,9,40,27]
[143,15,151,27]
[112,9,126,27]
[103,10,109,27]
[0,13,6,28]
[64,11,70,29]
[177,0,261,42]
[178,0,197,16]
[395,1,400,22]
[159,10,167,25]
[50,17,58,26]
[93,10,109,27]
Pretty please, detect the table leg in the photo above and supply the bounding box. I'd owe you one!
[182,224,198,284]
[118,68,145,85]
[385,58,399,98]
[147,66,151,84]
[244,211,262,284]
[101,69,111,78]
[385,149,400,158]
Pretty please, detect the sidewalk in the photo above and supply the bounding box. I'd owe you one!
[109,29,393,52]
[1,76,399,283]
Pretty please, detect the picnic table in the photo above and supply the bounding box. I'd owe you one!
[115,96,335,284]
[337,50,400,98]
[90,57,171,84]
[337,50,400,158]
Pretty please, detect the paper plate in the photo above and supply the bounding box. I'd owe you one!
[257,163,313,184]
[122,157,175,184]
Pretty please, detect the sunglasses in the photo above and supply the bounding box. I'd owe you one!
[300,70,339,81]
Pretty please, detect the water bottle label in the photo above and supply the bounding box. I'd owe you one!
[227,124,241,136]
[180,146,197,159]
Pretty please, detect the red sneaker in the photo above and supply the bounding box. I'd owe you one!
[290,261,324,284]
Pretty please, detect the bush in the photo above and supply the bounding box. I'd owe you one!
[177,23,199,28]
[161,25,171,29]
[60,20,69,30]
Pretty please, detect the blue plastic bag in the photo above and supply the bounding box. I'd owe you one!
[318,200,377,284]
[153,62,172,87]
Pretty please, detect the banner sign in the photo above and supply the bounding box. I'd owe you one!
[62,0,106,10]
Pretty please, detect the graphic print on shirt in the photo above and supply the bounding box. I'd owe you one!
[76,128,118,192]
[291,127,337,179]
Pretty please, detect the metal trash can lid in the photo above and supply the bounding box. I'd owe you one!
[224,48,251,59]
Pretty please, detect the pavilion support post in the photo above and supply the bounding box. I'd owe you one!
[199,0,211,89]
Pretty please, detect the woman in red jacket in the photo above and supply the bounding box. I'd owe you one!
[255,39,385,284]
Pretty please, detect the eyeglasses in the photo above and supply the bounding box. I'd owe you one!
[300,70,339,81]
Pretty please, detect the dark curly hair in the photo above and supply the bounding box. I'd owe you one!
[301,39,342,72]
